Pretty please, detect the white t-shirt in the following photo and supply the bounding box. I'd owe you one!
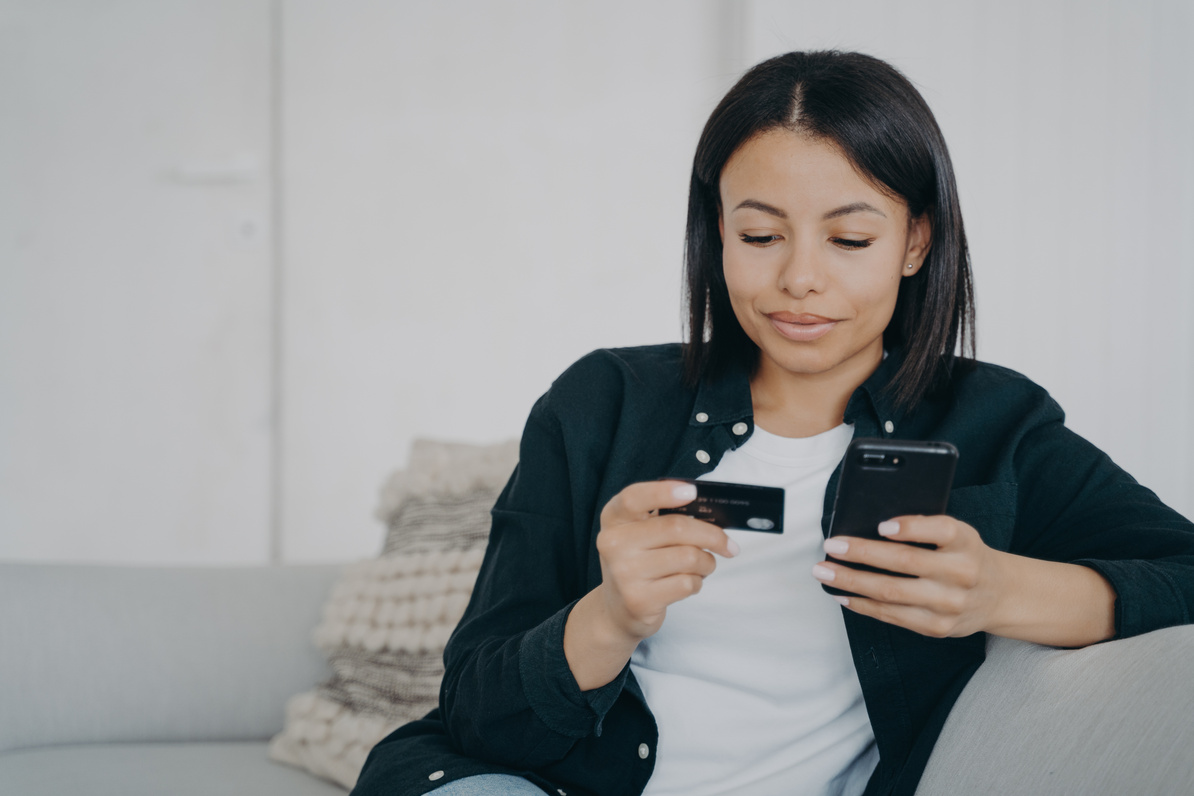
[630,422,878,796]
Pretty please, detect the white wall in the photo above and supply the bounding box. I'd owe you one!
[0,1,275,564]
[1,0,1190,565]
[278,0,731,561]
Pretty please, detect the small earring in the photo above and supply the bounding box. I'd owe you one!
[906,263,914,269]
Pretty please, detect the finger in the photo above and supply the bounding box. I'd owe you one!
[650,572,706,606]
[874,514,964,548]
[598,513,737,562]
[632,545,718,581]
[830,595,962,638]
[604,480,697,525]
[644,513,739,558]
[821,535,936,578]
[812,560,934,606]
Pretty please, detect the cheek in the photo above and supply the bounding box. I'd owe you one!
[839,266,903,325]
[720,254,769,338]
[721,252,759,306]
[716,254,745,307]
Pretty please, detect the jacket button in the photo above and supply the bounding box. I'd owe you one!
[732,422,748,435]
[884,420,894,433]
[428,770,445,781]
[695,450,710,464]
[695,412,709,423]
[638,742,651,759]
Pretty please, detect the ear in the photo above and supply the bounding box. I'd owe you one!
[903,213,932,276]
[718,210,724,244]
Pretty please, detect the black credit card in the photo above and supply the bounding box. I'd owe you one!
[658,479,785,533]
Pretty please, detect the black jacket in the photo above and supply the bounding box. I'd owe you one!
[352,344,1194,796]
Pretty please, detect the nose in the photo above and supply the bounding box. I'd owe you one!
[776,243,827,298]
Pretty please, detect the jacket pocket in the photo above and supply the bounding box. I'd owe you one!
[946,482,1017,550]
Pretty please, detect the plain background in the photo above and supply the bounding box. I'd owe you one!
[2,0,1191,565]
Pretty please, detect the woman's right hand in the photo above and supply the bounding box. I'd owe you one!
[563,480,739,690]
[595,480,740,640]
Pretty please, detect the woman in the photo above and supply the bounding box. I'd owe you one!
[352,50,1194,796]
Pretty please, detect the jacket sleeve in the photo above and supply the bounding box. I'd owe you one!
[1010,388,1194,639]
[437,368,630,768]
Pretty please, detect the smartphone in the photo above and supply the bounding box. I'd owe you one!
[659,478,785,533]
[822,438,958,597]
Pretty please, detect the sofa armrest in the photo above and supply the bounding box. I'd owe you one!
[0,563,344,754]
[916,625,1194,794]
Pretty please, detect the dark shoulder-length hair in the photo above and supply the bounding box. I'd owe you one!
[682,50,975,412]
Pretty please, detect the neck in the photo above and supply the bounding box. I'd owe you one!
[749,341,883,438]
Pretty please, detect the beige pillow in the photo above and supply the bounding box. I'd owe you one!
[268,438,519,790]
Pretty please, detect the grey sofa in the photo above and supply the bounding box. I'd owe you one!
[2,562,1192,795]
[0,563,348,795]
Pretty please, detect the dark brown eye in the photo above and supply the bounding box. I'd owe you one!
[740,234,780,246]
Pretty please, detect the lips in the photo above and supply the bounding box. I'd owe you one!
[768,312,837,324]
[766,311,839,342]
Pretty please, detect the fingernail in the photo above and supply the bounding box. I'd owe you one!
[878,520,900,537]
[726,538,740,558]
[812,564,835,582]
[823,538,849,555]
[833,595,850,607]
[673,484,697,501]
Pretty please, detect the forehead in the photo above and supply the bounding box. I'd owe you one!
[719,128,905,220]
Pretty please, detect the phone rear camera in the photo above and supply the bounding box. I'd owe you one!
[860,451,902,471]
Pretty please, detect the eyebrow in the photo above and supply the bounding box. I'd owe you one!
[822,201,887,220]
[732,199,788,219]
[731,199,887,221]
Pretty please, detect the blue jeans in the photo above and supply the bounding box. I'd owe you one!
[426,773,544,795]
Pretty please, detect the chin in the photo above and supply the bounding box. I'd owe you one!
[760,332,882,379]
[764,345,842,376]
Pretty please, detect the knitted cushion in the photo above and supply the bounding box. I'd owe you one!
[268,438,519,790]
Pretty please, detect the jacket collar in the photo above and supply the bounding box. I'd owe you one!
[690,346,910,430]
[688,355,754,427]
[845,345,908,429]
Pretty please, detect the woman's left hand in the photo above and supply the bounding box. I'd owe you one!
[811,515,1008,638]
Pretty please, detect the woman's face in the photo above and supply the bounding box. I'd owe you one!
[718,128,930,384]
